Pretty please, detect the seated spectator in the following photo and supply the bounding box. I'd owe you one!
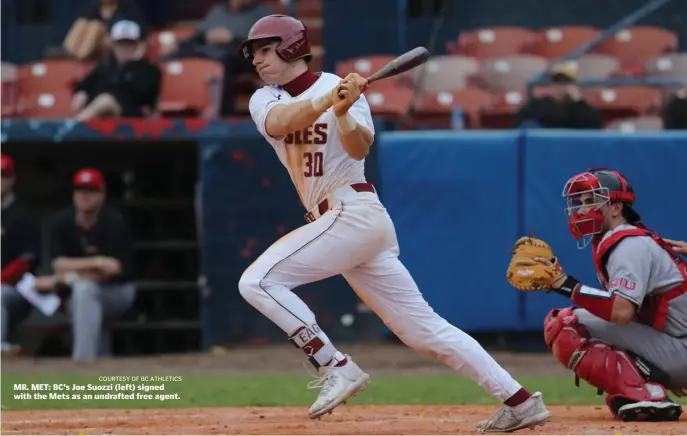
[165,0,275,115]
[63,0,144,61]
[72,19,161,121]
[662,85,687,130]
[1,154,41,355]
[514,63,602,129]
[47,168,136,360]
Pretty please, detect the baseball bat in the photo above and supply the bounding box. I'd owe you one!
[338,46,430,98]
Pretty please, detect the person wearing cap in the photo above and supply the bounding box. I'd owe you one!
[514,62,602,129]
[72,19,161,121]
[1,154,42,354]
[63,0,144,61]
[47,168,136,360]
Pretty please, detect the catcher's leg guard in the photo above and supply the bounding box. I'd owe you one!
[544,307,681,421]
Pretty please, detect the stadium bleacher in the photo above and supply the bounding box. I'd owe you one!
[1,0,685,131]
[336,24,685,130]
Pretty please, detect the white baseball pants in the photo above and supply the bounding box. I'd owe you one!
[239,185,522,401]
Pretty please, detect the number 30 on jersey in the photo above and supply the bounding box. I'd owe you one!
[304,152,323,177]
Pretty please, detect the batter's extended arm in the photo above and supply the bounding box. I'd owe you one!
[264,93,333,138]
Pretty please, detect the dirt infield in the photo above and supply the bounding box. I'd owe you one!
[2,344,684,434]
[3,405,686,435]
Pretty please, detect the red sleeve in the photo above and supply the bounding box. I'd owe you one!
[552,275,617,322]
[1,258,32,286]
[571,285,617,322]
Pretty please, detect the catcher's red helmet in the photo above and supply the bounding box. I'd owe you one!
[237,15,311,62]
[562,167,639,247]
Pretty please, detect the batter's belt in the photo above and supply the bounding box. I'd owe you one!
[305,182,376,223]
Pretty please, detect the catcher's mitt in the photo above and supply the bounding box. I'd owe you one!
[506,236,566,292]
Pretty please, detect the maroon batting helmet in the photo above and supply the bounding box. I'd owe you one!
[237,14,311,62]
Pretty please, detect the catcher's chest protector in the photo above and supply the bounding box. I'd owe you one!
[593,228,687,331]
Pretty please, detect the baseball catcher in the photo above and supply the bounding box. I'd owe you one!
[507,168,686,422]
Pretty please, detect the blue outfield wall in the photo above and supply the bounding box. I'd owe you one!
[3,120,685,346]
[378,130,687,333]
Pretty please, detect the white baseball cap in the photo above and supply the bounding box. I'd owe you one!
[110,20,142,41]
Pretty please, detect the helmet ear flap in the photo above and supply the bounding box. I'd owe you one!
[275,30,310,62]
[237,15,311,61]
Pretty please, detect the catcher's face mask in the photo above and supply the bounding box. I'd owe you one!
[562,169,636,249]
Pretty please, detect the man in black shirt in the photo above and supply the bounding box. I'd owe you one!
[515,63,603,129]
[49,168,136,360]
[1,154,41,354]
[72,19,162,120]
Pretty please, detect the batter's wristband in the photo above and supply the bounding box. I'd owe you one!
[311,93,332,113]
[550,275,580,298]
[336,113,358,134]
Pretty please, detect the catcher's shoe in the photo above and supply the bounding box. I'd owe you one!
[475,391,550,433]
[616,398,683,422]
[307,356,370,419]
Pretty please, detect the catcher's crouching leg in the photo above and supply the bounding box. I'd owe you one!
[544,307,682,422]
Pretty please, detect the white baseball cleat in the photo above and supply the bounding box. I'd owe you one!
[307,356,370,419]
[475,391,551,433]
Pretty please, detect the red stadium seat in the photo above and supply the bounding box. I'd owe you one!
[474,55,548,92]
[2,61,19,116]
[447,27,535,59]
[583,86,663,124]
[645,53,687,80]
[412,89,494,129]
[336,55,411,88]
[309,47,324,72]
[18,90,73,119]
[594,26,678,71]
[301,18,322,46]
[18,60,93,95]
[572,54,622,79]
[158,59,224,118]
[294,0,322,18]
[265,0,289,15]
[605,116,664,132]
[365,87,414,118]
[644,53,687,98]
[336,55,395,77]
[530,26,602,60]
[544,55,621,82]
[411,55,480,92]
[479,90,526,129]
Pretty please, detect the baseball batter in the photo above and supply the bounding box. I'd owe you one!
[236,14,550,432]
[507,168,686,422]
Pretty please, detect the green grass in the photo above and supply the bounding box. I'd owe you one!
[7,372,680,411]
